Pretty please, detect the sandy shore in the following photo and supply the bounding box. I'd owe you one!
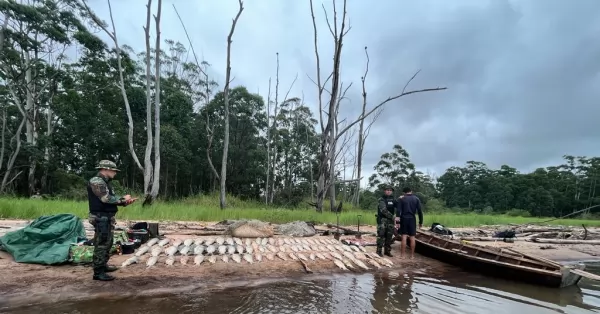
[1,219,599,307]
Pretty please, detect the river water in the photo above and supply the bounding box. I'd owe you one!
[3,263,600,314]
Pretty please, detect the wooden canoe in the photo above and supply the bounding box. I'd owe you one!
[410,230,600,288]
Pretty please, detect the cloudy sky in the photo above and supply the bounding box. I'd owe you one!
[85,0,600,187]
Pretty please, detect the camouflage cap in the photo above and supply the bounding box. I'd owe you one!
[383,185,394,191]
[96,160,120,171]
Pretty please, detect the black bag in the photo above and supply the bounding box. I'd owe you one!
[430,222,453,236]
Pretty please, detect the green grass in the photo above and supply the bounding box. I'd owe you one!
[1,195,600,228]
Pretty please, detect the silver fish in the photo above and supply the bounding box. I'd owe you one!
[193,238,203,245]
[146,238,159,246]
[350,246,360,252]
[288,252,299,261]
[268,238,275,245]
[217,245,227,255]
[172,239,183,247]
[306,239,315,245]
[227,245,236,254]
[246,245,254,254]
[302,245,311,251]
[358,246,367,253]
[261,238,268,246]
[165,257,175,266]
[234,237,243,245]
[279,245,287,253]
[284,238,291,245]
[194,255,205,265]
[380,257,394,267]
[208,255,217,264]
[331,252,343,260]
[291,246,299,252]
[157,238,170,247]
[343,251,356,260]
[316,253,327,260]
[236,245,245,254]
[342,259,355,270]
[180,256,189,265]
[216,237,225,245]
[354,252,367,260]
[276,252,287,261]
[146,256,159,267]
[222,255,229,263]
[151,246,163,257]
[194,245,205,255]
[265,253,275,261]
[121,256,138,267]
[135,246,150,256]
[255,253,263,262]
[205,237,216,246]
[322,252,332,260]
[326,245,336,252]
[251,242,259,251]
[255,237,263,245]
[165,246,178,256]
[206,245,216,255]
[309,253,316,261]
[245,238,252,246]
[318,246,327,251]
[293,238,301,244]
[342,246,353,252]
[184,238,194,246]
[267,245,278,253]
[231,254,242,263]
[333,259,348,270]
[243,253,254,264]
[367,259,382,269]
[180,246,191,256]
[310,245,320,251]
[297,253,308,261]
[258,246,266,253]
[277,238,284,246]
[352,258,369,270]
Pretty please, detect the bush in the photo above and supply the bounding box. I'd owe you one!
[505,208,531,217]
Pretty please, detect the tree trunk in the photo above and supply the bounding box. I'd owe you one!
[149,0,163,203]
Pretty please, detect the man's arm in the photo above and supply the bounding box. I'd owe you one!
[89,177,124,205]
[377,198,394,219]
[395,198,402,218]
[416,197,423,226]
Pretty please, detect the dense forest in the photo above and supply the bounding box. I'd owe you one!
[0,1,596,218]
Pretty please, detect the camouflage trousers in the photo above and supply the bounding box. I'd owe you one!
[376,218,395,252]
[88,213,116,275]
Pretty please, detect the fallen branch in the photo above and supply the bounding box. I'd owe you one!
[516,228,573,233]
[325,224,370,235]
[459,237,527,242]
[583,224,588,240]
[528,238,600,245]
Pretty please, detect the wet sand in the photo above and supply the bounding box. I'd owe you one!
[1,219,600,307]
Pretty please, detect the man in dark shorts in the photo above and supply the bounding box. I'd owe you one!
[396,187,423,259]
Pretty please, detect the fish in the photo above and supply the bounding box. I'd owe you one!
[279,245,287,253]
[309,253,316,261]
[194,255,205,265]
[318,246,327,252]
[315,253,326,260]
[265,253,275,261]
[222,255,229,263]
[341,259,355,270]
[258,246,266,253]
[236,245,245,254]
[350,246,360,252]
[246,245,254,254]
[255,253,263,262]
[245,238,252,246]
[135,246,150,256]
[151,246,163,257]
[277,238,284,246]
[184,238,194,246]
[206,245,216,255]
[297,253,308,261]
[243,253,254,264]
[172,239,183,247]
[276,252,288,261]
[367,259,381,269]
[354,252,367,260]
[352,258,369,270]
[333,259,348,270]
[291,245,299,252]
[146,238,159,246]
[158,238,170,246]
[302,245,312,251]
[255,237,263,245]
[227,245,236,255]
[193,238,203,245]
[293,238,302,244]
[234,237,243,245]
[283,238,291,245]
[310,245,319,251]
[261,238,268,246]
[165,246,178,256]
[204,237,216,246]
[268,238,275,245]
[121,256,138,267]
[180,246,191,256]
[322,252,332,260]
[358,246,367,253]
[342,246,353,252]
[231,254,242,263]
[218,245,227,255]
[165,257,175,266]
[251,242,259,251]
[326,245,336,252]
[306,239,315,245]
[225,237,234,246]
[146,256,159,267]
[267,245,278,253]
[216,237,225,245]
[343,251,356,260]
[194,245,205,255]
[288,252,299,261]
[208,255,217,264]
[330,252,343,260]
[180,256,189,265]
[380,257,393,267]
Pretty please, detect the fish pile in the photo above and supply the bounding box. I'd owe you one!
[129,236,393,271]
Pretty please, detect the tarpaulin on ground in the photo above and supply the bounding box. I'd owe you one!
[0,213,86,265]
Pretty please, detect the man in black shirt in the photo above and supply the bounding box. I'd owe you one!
[396,187,423,259]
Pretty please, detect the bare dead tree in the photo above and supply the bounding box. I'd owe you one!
[147,0,163,203]
[268,52,279,204]
[219,0,245,209]
[265,77,271,205]
[307,0,447,212]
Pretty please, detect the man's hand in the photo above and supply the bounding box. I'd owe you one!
[123,195,132,201]
[395,217,400,223]
[122,197,138,206]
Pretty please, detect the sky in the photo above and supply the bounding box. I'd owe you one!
[83,0,600,188]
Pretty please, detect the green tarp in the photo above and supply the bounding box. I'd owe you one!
[0,213,86,265]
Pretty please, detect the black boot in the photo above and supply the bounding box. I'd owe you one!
[104,265,118,272]
[376,247,383,257]
[93,272,115,281]
[384,249,394,257]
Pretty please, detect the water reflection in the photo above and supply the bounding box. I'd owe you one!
[3,265,600,314]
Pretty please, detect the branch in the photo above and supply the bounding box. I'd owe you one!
[172,4,206,76]
[309,0,325,133]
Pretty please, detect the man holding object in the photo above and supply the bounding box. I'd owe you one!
[396,187,423,259]
[88,160,137,281]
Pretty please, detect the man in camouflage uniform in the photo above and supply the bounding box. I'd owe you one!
[376,185,396,257]
[88,160,136,281]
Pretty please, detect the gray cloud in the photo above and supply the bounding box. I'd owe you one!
[85,0,600,188]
